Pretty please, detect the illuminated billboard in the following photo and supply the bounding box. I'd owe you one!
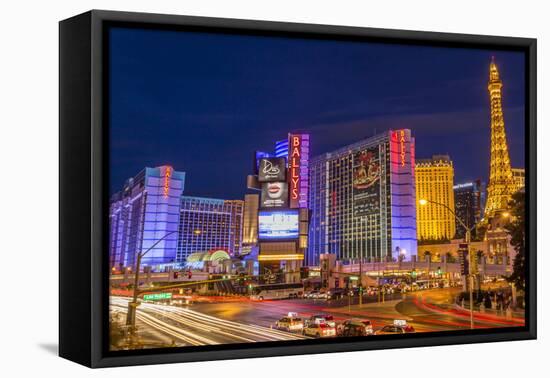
[260,181,289,208]
[258,210,299,240]
[352,146,381,217]
[258,157,287,182]
[254,151,273,173]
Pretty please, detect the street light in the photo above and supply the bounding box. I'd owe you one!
[126,230,178,331]
[419,198,476,329]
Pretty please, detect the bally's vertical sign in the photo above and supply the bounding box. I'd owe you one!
[289,134,302,209]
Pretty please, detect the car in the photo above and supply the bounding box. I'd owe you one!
[401,284,411,293]
[308,314,336,328]
[366,287,378,296]
[313,291,330,300]
[303,322,336,338]
[382,286,395,295]
[337,319,374,336]
[276,316,304,332]
[327,288,346,300]
[375,320,415,335]
[305,290,319,299]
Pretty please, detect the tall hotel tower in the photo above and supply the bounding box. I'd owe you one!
[109,166,185,268]
[484,57,516,218]
[176,197,244,262]
[416,155,456,241]
[307,130,417,265]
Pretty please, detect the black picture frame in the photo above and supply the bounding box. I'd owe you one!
[59,9,537,368]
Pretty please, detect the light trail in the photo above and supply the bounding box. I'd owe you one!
[110,297,308,347]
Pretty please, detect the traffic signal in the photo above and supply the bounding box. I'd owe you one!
[411,269,417,279]
[187,270,192,279]
[470,250,482,275]
[437,267,442,276]
[300,267,309,279]
[458,244,470,276]
[173,271,179,279]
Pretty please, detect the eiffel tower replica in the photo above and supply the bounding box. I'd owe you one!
[484,57,516,220]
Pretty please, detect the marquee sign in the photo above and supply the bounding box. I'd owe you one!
[163,166,172,198]
[400,129,406,167]
[289,134,302,208]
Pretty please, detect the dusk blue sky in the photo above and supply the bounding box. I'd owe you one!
[109,27,526,199]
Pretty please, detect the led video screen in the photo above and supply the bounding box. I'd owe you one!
[258,210,300,240]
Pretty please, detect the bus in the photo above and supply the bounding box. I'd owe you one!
[250,283,304,301]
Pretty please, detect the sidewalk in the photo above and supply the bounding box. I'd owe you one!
[415,296,525,325]
[453,302,525,322]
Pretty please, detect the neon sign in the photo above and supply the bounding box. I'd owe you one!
[400,130,406,167]
[163,167,172,198]
[290,135,301,207]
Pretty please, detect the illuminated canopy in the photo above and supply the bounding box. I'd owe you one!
[185,249,231,263]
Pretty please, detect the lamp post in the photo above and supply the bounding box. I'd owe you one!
[419,198,476,329]
[126,230,178,331]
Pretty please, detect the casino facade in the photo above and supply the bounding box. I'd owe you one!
[307,130,417,265]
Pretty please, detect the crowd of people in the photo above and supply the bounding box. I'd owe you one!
[457,289,516,314]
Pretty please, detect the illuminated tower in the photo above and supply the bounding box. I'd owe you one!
[484,57,515,218]
[416,155,456,241]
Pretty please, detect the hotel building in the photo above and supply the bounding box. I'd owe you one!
[241,194,259,255]
[453,181,482,240]
[307,129,417,265]
[512,168,525,191]
[415,155,456,241]
[176,196,244,262]
[109,165,185,268]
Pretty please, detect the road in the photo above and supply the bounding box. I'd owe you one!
[110,287,525,350]
[110,297,307,349]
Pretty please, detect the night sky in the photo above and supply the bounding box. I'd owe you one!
[109,27,525,199]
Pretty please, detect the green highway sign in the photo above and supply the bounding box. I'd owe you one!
[143,292,172,301]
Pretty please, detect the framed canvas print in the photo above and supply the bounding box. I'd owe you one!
[59,10,536,368]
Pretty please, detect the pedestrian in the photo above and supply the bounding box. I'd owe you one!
[484,293,492,310]
[497,291,504,312]
[505,295,511,311]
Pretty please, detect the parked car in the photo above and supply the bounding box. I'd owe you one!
[337,319,374,336]
[305,290,319,299]
[303,322,336,338]
[381,286,395,295]
[327,288,346,300]
[366,287,378,296]
[314,291,330,300]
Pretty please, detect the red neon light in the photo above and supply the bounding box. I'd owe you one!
[163,167,172,198]
[400,130,406,167]
[290,135,301,203]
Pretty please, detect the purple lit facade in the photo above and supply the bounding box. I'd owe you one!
[109,165,185,269]
[307,130,417,266]
[388,129,417,261]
